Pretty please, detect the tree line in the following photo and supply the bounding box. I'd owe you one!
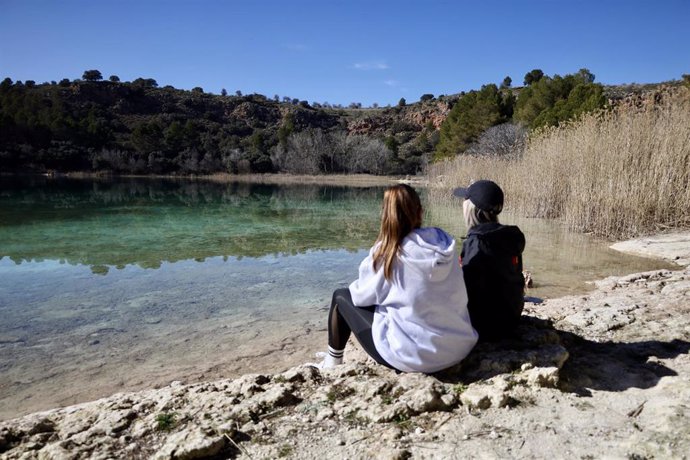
[0,73,434,175]
[0,68,647,175]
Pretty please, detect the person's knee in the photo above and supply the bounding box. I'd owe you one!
[333,288,352,308]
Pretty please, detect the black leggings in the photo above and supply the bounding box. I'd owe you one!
[328,288,392,368]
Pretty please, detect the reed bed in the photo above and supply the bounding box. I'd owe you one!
[428,89,690,239]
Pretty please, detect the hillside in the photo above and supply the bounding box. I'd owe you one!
[0,78,448,175]
[0,75,684,176]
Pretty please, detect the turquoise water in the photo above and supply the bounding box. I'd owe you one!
[0,177,673,419]
[0,178,379,269]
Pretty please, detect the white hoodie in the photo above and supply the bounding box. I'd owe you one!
[349,227,478,373]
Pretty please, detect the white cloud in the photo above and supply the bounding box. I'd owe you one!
[353,61,389,70]
[384,79,399,87]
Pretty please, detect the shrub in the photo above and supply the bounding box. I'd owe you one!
[465,122,527,158]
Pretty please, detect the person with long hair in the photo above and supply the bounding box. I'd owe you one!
[310,184,478,372]
[453,180,526,341]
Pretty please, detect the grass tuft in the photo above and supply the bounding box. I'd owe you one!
[326,384,354,403]
[155,412,177,431]
[278,444,294,457]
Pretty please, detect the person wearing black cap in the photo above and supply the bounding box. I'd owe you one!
[453,180,526,341]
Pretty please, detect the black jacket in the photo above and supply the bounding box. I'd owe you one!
[461,222,525,341]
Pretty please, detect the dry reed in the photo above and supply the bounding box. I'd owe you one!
[428,88,690,239]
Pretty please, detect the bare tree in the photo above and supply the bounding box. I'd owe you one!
[350,136,389,174]
[270,129,326,174]
[270,129,392,175]
[178,148,200,173]
[221,148,247,174]
[466,123,528,157]
[331,132,389,174]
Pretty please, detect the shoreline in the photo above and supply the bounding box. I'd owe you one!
[1,172,428,188]
[1,232,689,458]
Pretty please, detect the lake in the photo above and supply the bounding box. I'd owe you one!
[0,176,673,419]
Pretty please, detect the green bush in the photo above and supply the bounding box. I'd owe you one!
[514,69,605,129]
[434,84,513,160]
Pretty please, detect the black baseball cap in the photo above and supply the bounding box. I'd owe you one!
[452,180,504,213]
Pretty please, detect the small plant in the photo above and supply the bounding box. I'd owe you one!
[155,412,177,431]
[393,413,413,431]
[298,402,324,415]
[452,383,468,395]
[344,410,367,426]
[278,444,294,457]
[380,385,404,405]
[326,384,354,403]
[273,375,287,383]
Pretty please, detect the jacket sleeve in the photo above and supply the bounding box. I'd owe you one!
[348,250,391,307]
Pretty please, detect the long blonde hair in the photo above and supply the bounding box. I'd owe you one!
[463,198,499,230]
[373,184,423,280]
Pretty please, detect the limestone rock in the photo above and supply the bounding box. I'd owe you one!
[369,447,412,460]
[363,401,411,423]
[254,383,300,408]
[36,443,75,459]
[460,377,512,409]
[518,366,562,388]
[27,417,56,435]
[398,381,448,413]
[610,233,690,267]
[153,427,226,460]
[564,303,640,333]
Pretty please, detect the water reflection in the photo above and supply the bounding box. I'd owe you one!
[0,177,383,272]
[0,177,675,292]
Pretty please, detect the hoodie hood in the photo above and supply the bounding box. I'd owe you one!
[467,222,525,257]
[400,227,457,282]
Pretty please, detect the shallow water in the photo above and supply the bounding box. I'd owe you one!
[427,201,674,298]
[0,177,674,419]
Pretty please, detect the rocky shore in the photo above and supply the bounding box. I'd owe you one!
[2,233,689,459]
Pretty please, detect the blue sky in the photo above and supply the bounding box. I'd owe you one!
[1,0,688,106]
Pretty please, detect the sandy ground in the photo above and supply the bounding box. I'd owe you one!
[1,232,689,459]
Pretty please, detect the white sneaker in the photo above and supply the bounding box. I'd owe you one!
[305,351,343,369]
